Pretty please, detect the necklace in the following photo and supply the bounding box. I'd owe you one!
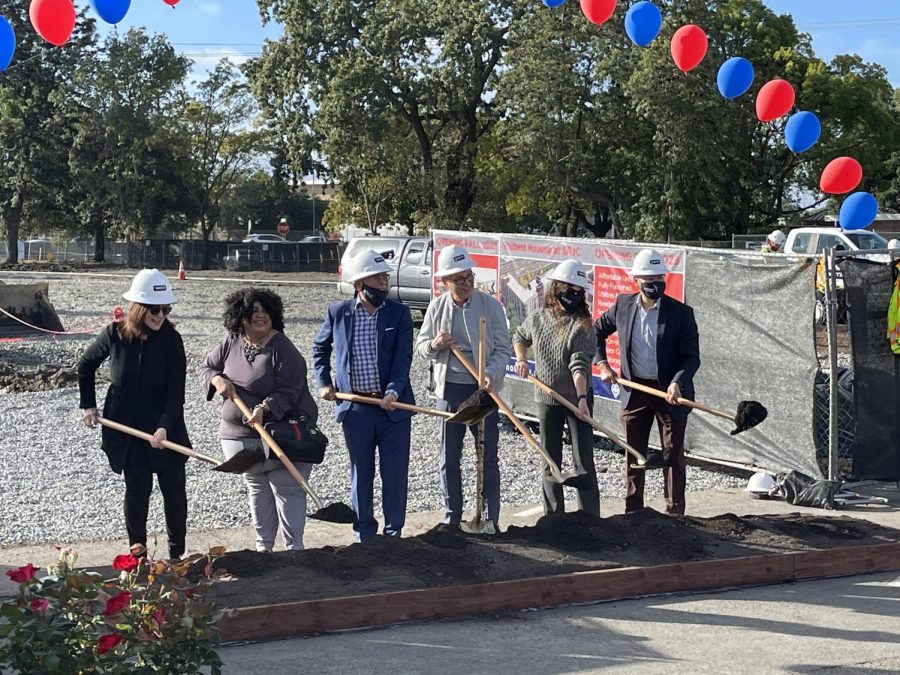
[242,335,267,363]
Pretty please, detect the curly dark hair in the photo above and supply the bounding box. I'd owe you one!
[222,287,285,335]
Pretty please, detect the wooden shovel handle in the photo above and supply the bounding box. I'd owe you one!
[98,417,221,466]
[615,378,735,422]
[232,394,324,511]
[526,376,647,465]
[450,346,565,483]
[334,392,452,418]
[478,317,487,390]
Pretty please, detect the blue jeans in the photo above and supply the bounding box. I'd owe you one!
[341,403,411,541]
[438,381,501,525]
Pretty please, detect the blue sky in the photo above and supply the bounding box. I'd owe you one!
[98,1,900,86]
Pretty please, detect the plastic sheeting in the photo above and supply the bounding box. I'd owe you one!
[683,253,822,477]
[841,258,900,481]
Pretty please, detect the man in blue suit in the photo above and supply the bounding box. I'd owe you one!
[313,250,415,540]
[594,249,700,515]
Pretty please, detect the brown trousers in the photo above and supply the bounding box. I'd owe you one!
[620,382,688,514]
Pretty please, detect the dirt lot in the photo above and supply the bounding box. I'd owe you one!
[185,509,899,609]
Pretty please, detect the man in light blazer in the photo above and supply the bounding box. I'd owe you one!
[594,248,700,515]
[313,249,414,541]
[416,245,511,529]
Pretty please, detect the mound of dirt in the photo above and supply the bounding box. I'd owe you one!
[0,362,78,393]
[199,510,900,609]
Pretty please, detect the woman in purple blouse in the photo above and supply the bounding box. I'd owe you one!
[200,288,318,552]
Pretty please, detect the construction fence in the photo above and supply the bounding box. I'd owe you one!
[431,230,900,482]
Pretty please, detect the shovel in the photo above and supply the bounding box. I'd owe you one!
[334,392,496,425]
[616,378,768,436]
[231,394,356,524]
[96,416,245,469]
[461,317,496,535]
[449,346,590,489]
[525,375,649,469]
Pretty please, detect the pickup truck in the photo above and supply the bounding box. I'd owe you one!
[337,236,434,311]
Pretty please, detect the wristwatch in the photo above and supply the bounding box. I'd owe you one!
[577,394,589,401]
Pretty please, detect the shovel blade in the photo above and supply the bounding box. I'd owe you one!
[559,470,594,490]
[308,502,357,524]
[447,390,497,426]
[460,518,497,535]
[212,447,265,474]
[730,400,768,435]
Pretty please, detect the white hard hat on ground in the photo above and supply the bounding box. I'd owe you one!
[122,269,177,305]
[888,239,900,250]
[745,471,776,496]
[767,229,787,246]
[545,259,590,289]
[630,249,667,277]
[347,249,392,284]
[436,245,476,278]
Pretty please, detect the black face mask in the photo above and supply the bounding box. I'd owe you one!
[361,284,388,307]
[557,288,586,314]
[640,280,666,301]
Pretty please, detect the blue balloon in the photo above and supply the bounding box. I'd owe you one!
[716,57,755,99]
[624,2,662,47]
[784,111,822,153]
[542,0,566,7]
[90,0,132,25]
[839,191,878,231]
[0,16,15,73]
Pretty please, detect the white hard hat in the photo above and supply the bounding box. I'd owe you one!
[545,259,590,289]
[122,269,177,305]
[744,471,776,495]
[767,229,787,246]
[347,249,392,284]
[888,239,900,250]
[435,245,476,278]
[630,249,667,277]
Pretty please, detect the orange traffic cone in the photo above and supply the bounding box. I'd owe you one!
[177,259,186,281]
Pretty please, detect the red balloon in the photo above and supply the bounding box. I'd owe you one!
[580,0,617,26]
[820,157,863,195]
[669,25,708,73]
[163,0,181,6]
[755,79,795,122]
[29,0,76,47]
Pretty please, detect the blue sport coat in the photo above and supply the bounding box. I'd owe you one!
[312,298,415,422]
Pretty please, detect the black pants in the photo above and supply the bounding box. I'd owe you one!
[538,401,600,516]
[620,382,687,515]
[123,447,187,558]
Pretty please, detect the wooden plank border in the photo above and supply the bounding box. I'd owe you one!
[216,541,900,642]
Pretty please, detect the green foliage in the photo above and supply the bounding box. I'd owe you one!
[0,546,225,674]
[252,0,900,240]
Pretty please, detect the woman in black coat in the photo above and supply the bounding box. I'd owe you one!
[78,269,190,559]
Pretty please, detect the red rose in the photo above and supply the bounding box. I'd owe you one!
[112,554,139,572]
[30,598,49,613]
[151,607,165,625]
[97,633,124,655]
[184,588,195,599]
[5,563,38,584]
[104,591,132,616]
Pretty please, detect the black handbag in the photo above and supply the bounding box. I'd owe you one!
[263,415,329,464]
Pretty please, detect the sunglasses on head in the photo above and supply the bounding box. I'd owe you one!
[145,305,172,316]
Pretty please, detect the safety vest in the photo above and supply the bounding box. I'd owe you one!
[889,262,900,354]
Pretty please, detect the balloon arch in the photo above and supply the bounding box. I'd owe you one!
[0,0,881,230]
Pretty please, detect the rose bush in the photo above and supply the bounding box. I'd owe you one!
[0,546,226,674]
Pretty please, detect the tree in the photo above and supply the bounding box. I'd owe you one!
[182,60,264,268]
[67,29,193,262]
[0,4,93,264]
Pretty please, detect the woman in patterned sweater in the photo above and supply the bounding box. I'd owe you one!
[513,259,600,516]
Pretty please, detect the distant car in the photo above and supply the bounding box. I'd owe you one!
[300,235,327,243]
[242,234,286,244]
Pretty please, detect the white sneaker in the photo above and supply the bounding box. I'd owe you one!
[256,544,273,553]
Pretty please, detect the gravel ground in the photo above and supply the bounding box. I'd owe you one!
[0,270,745,546]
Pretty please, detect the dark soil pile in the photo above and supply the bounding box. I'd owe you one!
[202,510,900,609]
[0,361,78,393]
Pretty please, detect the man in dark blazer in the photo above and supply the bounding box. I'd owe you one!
[313,249,415,541]
[594,249,700,515]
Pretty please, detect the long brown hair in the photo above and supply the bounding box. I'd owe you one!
[543,280,592,332]
[117,304,173,342]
